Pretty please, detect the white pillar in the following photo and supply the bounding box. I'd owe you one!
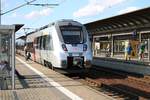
[12,30,15,90]
[0,0,1,24]
[139,32,141,42]
[148,38,150,61]
[111,36,114,57]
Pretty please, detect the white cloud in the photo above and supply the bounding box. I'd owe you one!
[25,8,53,19]
[73,0,126,18]
[118,7,139,14]
[11,13,17,18]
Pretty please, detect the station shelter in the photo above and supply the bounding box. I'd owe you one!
[85,7,150,61]
[0,24,23,90]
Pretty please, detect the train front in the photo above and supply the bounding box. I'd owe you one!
[57,20,92,69]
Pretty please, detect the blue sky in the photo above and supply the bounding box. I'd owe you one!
[1,0,150,37]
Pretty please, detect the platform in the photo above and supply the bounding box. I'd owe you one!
[93,55,150,75]
[0,55,114,100]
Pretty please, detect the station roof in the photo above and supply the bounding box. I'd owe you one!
[84,7,150,35]
[16,35,26,40]
[0,24,24,34]
[14,24,24,32]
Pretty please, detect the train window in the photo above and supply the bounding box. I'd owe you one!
[36,37,40,49]
[49,35,53,50]
[39,36,43,50]
[45,35,53,50]
[27,42,33,53]
[42,36,46,50]
[45,35,49,50]
[34,38,38,49]
[35,35,53,50]
[36,36,42,49]
[60,26,84,44]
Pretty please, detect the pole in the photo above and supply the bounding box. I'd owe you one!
[139,32,141,42]
[148,38,150,61]
[12,29,15,89]
[111,35,114,57]
[0,0,1,24]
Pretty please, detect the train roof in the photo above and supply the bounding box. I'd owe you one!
[26,19,81,36]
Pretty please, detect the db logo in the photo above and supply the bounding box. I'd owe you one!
[73,48,78,51]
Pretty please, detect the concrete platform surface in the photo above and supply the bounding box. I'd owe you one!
[0,55,114,100]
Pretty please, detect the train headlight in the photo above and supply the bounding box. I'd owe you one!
[62,44,68,51]
[83,44,87,51]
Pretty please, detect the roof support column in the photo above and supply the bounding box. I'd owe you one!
[11,29,15,90]
[93,37,96,56]
[148,38,150,62]
[139,32,141,42]
[111,35,114,57]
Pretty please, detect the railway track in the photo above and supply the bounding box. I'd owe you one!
[85,78,139,100]
[65,66,150,100]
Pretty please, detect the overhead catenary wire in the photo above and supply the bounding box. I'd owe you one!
[1,0,37,15]
[0,0,59,23]
[28,3,59,7]
[23,0,66,29]
[24,0,59,7]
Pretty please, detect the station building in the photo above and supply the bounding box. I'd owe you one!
[85,7,150,61]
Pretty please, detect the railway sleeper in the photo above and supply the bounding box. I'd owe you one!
[101,84,139,100]
[84,77,138,100]
[85,78,101,87]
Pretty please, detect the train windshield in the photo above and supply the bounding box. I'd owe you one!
[60,26,84,44]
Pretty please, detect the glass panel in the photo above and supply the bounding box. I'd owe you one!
[114,40,125,53]
[42,36,46,50]
[100,41,111,51]
[0,33,10,63]
[44,35,53,50]
[60,26,84,44]
[0,32,12,90]
[45,35,50,50]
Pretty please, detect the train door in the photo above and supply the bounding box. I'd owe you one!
[35,36,42,63]
[40,35,48,65]
[33,39,36,61]
[45,34,53,64]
